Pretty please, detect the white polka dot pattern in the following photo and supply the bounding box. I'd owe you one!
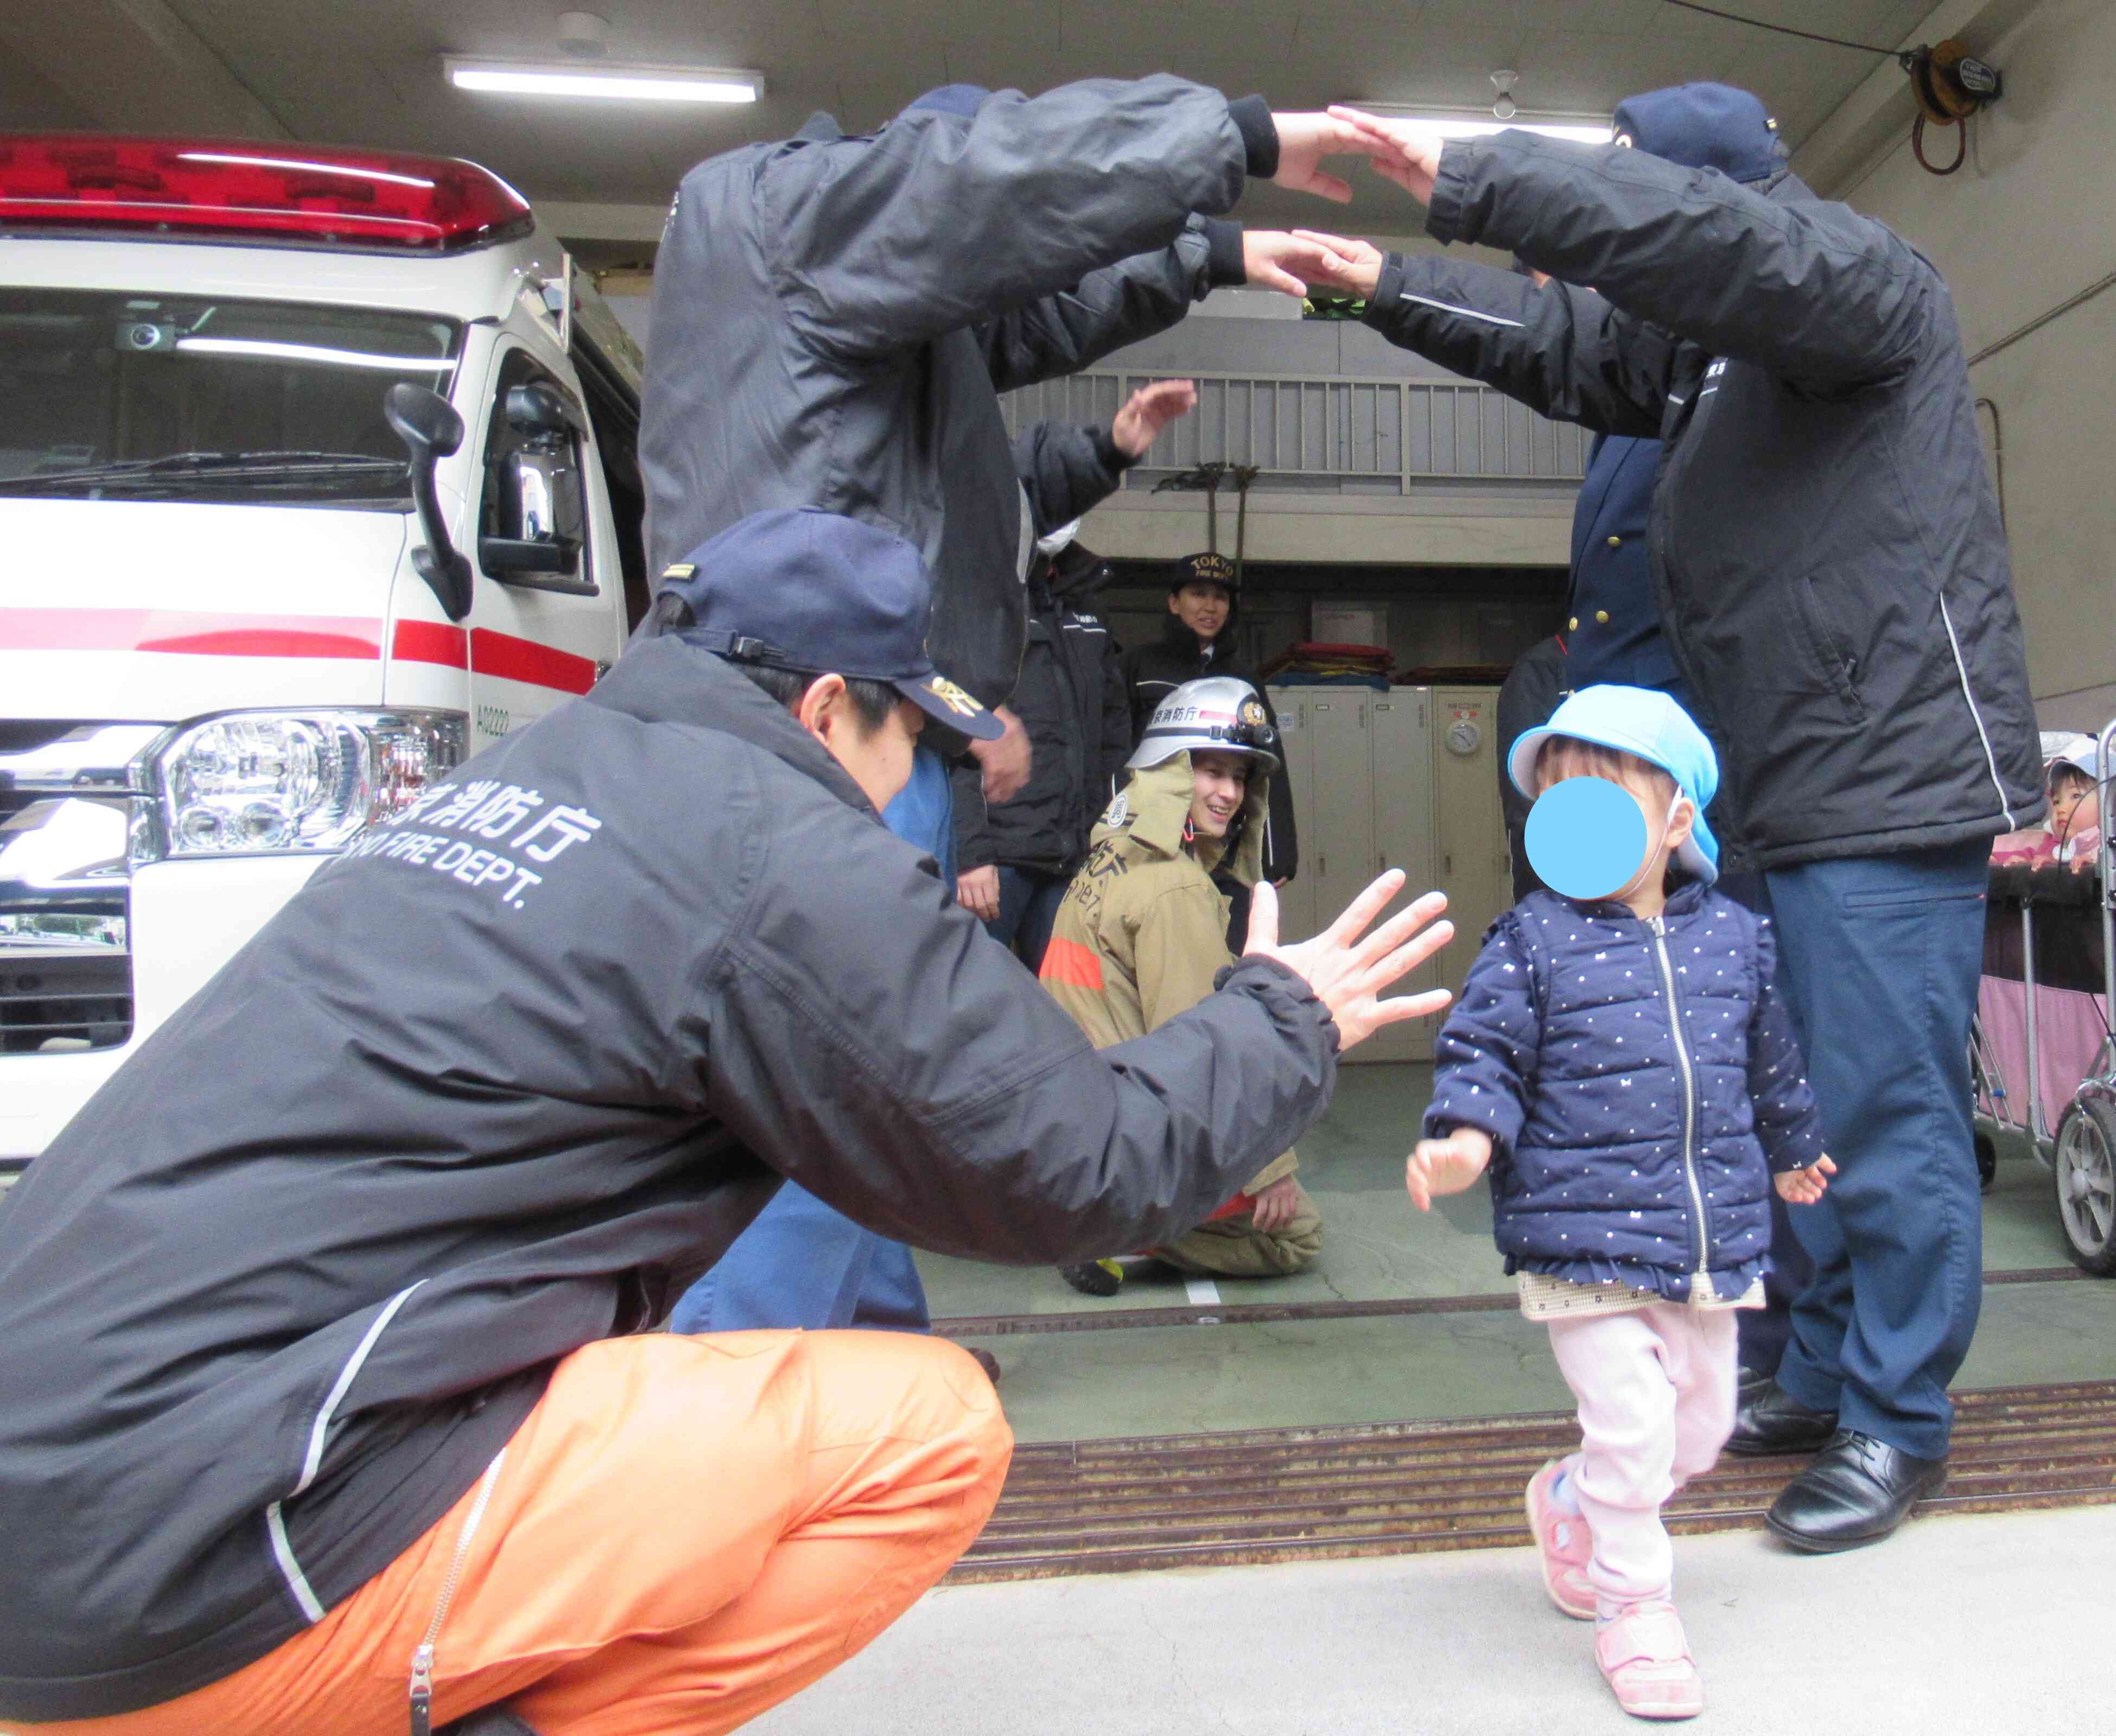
[1419,884,1827,1304]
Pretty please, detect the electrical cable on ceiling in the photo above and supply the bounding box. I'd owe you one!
[1660,0,2003,177]
[1660,0,1901,56]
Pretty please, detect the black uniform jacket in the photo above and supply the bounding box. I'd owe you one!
[1363,132,2042,866]
[956,557,1135,878]
[640,76,1264,708]
[0,639,1339,1720]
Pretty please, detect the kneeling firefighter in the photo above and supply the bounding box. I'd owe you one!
[1040,676,1324,1295]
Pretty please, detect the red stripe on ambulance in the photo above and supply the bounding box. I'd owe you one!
[0,608,379,657]
[2,608,596,695]
[391,620,471,669]
[470,628,599,696]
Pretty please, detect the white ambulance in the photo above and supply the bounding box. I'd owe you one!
[0,135,650,1171]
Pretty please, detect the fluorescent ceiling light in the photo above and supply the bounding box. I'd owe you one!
[175,338,458,371]
[446,58,762,104]
[1339,104,1611,145]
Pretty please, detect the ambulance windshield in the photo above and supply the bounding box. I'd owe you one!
[0,290,462,506]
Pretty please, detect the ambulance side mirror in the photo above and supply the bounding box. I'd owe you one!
[478,383,588,583]
[385,383,475,622]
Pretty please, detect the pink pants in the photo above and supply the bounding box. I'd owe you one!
[1545,1304,1739,1606]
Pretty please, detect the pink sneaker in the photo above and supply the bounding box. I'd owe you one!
[1594,1600,1705,1721]
[1523,1459,1596,1620]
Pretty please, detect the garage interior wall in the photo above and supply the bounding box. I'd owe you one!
[1820,0,2115,734]
[1066,245,1578,575]
[1094,564,1562,681]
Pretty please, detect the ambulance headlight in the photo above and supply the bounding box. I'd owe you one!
[145,709,468,859]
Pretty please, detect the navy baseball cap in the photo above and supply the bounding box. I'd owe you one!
[1612,84,1783,185]
[656,508,1003,740]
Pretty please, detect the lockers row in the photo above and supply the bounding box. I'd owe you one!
[1268,685,1511,1064]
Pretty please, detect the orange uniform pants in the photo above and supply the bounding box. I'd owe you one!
[28,1330,1011,1736]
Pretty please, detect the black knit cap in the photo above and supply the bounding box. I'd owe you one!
[1170,551,1237,594]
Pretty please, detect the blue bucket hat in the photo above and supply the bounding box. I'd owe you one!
[1509,684,1721,886]
[655,508,1003,740]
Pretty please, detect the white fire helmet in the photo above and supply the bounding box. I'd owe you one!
[1127,676,1279,775]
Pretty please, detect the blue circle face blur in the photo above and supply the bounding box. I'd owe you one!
[1525,777,1650,901]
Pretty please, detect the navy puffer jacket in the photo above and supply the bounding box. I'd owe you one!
[1423,880,1823,1302]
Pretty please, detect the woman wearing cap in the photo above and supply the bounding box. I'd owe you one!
[1039,676,1322,1292]
[1120,553,1300,941]
[1405,685,1835,1721]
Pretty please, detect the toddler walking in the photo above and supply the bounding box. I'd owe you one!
[1407,686,1834,1721]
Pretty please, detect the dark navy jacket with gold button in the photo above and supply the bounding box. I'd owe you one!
[1567,434,1686,703]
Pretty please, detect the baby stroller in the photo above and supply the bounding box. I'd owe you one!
[1971,720,2116,1274]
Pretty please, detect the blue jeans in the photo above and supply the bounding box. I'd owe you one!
[1715,873,1814,1378]
[668,745,954,1334]
[1763,841,1990,1458]
[985,865,1069,975]
[665,1180,931,1333]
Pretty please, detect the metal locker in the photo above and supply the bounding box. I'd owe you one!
[1364,689,1438,1064]
[1430,686,1512,1004]
[1264,691,1317,944]
[1302,691,1376,955]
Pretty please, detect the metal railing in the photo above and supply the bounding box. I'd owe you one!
[1001,370,1589,488]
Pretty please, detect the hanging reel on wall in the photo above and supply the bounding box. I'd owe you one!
[1901,39,2003,175]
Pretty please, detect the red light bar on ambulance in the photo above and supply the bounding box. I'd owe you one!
[0,136,534,251]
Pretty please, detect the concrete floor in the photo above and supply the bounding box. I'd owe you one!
[921,1063,2083,1322]
[751,1503,2116,1735]
[781,1068,2116,1733]
[922,1063,2116,1444]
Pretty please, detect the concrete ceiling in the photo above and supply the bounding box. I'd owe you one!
[0,0,1962,246]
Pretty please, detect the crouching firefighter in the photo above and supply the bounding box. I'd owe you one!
[0,511,1454,1736]
[1041,676,1325,1296]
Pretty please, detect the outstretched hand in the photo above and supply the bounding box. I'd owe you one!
[1267,112,1382,203]
[1775,1154,1837,1205]
[1327,107,1446,205]
[1111,379,1197,457]
[1288,232,1386,300]
[1407,1127,1493,1211]
[1244,872,1453,1050]
[1242,229,1357,298]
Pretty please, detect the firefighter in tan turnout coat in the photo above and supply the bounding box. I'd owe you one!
[1040,677,1323,1293]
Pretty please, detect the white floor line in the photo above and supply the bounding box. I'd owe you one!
[1184,1277,1222,1305]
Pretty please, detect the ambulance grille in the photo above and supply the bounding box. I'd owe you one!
[0,942,134,1054]
[0,784,135,1055]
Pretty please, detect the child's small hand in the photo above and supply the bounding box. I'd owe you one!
[1407,1127,1494,1211]
[1775,1154,1837,1204]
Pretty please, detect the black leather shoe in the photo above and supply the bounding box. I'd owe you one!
[1765,1430,1947,1553]
[1725,1377,1839,1457]
[965,1345,1001,1387]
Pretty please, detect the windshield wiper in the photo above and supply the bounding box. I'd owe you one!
[0,451,410,493]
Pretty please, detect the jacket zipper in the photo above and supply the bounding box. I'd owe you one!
[408,1446,508,1736]
[1645,915,1711,1288]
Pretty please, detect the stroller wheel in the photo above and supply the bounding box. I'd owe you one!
[1974,1131,1997,1192]
[2052,1097,2116,1276]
